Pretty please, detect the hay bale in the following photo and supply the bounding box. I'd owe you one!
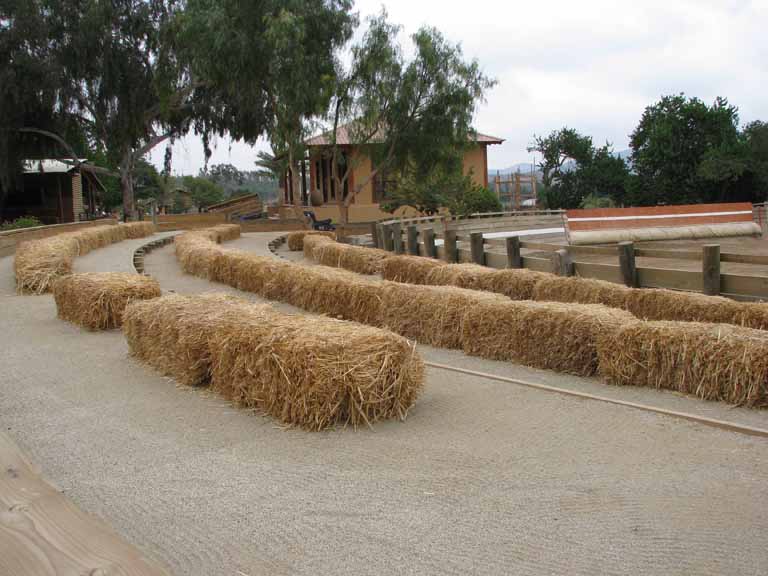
[53,272,161,330]
[14,222,155,294]
[463,300,634,376]
[303,233,335,259]
[124,293,425,429]
[287,230,336,251]
[424,263,494,289]
[380,255,446,284]
[533,275,631,308]
[473,268,550,301]
[382,282,508,349]
[313,241,392,275]
[624,288,768,329]
[209,310,424,430]
[597,321,768,406]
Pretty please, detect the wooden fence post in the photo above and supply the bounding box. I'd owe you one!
[702,244,721,296]
[423,228,437,258]
[470,232,485,265]
[552,248,573,276]
[382,224,394,251]
[370,222,379,248]
[392,222,403,254]
[506,236,521,268]
[444,229,458,263]
[406,225,418,255]
[618,241,637,287]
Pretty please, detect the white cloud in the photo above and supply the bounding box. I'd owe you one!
[150,0,768,173]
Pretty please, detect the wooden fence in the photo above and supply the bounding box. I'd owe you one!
[373,209,768,301]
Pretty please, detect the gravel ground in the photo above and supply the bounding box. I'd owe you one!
[1,232,768,575]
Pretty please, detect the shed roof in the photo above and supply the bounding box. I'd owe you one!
[305,123,504,147]
[23,159,89,174]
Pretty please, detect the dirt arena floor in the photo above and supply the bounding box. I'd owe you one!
[2,231,768,575]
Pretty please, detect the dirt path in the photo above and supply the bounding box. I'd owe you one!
[1,232,768,575]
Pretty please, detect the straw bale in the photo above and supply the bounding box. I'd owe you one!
[302,234,335,259]
[463,300,634,376]
[597,321,768,406]
[14,223,154,294]
[53,272,160,330]
[122,221,157,239]
[533,275,631,308]
[624,288,768,329]
[287,230,336,251]
[424,263,494,289]
[209,310,424,430]
[381,282,508,349]
[473,268,550,301]
[124,293,424,429]
[313,241,392,275]
[380,255,446,285]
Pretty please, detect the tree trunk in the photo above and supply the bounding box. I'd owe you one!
[288,150,310,229]
[120,151,134,222]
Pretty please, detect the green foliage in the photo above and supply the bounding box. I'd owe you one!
[580,193,616,209]
[181,176,224,209]
[527,128,593,187]
[0,215,42,231]
[382,169,500,216]
[629,94,744,204]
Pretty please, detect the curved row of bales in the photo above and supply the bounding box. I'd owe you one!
[295,233,768,408]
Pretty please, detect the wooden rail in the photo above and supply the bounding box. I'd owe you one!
[376,221,768,301]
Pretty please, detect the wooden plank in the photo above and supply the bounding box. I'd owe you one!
[636,267,703,292]
[572,262,624,283]
[521,255,553,272]
[721,273,768,300]
[0,431,169,576]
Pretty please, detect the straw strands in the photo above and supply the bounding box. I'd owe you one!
[303,236,392,274]
[286,230,336,251]
[14,222,156,294]
[53,272,161,330]
[123,293,425,430]
[597,321,768,406]
[380,255,446,285]
[464,300,634,376]
[532,275,632,308]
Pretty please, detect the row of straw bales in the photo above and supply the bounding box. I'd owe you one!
[376,253,768,330]
[303,234,391,275]
[14,222,156,294]
[123,293,425,430]
[286,230,336,251]
[177,227,768,406]
[53,272,161,330]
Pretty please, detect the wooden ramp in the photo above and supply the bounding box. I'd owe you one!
[0,431,170,576]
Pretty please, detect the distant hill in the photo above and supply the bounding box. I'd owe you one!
[489,149,632,183]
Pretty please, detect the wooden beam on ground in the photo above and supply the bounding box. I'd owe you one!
[423,228,437,258]
[0,431,170,576]
[406,225,418,255]
[618,241,638,287]
[444,229,458,263]
[470,232,485,265]
[506,236,521,268]
[702,244,721,296]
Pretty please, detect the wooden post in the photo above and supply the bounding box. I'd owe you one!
[618,241,637,287]
[552,248,573,276]
[423,228,437,258]
[702,244,721,296]
[382,224,394,251]
[470,232,485,265]
[505,236,521,268]
[370,222,379,248]
[444,229,458,263]
[391,221,403,254]
[406,225,418,255]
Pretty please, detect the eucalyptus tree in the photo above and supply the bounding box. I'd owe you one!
[325,11,496,223]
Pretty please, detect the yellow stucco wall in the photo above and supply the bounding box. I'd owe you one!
[462,145,486,187]
[349,148,374,204]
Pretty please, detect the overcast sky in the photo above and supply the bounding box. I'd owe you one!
[149,0,768,175]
